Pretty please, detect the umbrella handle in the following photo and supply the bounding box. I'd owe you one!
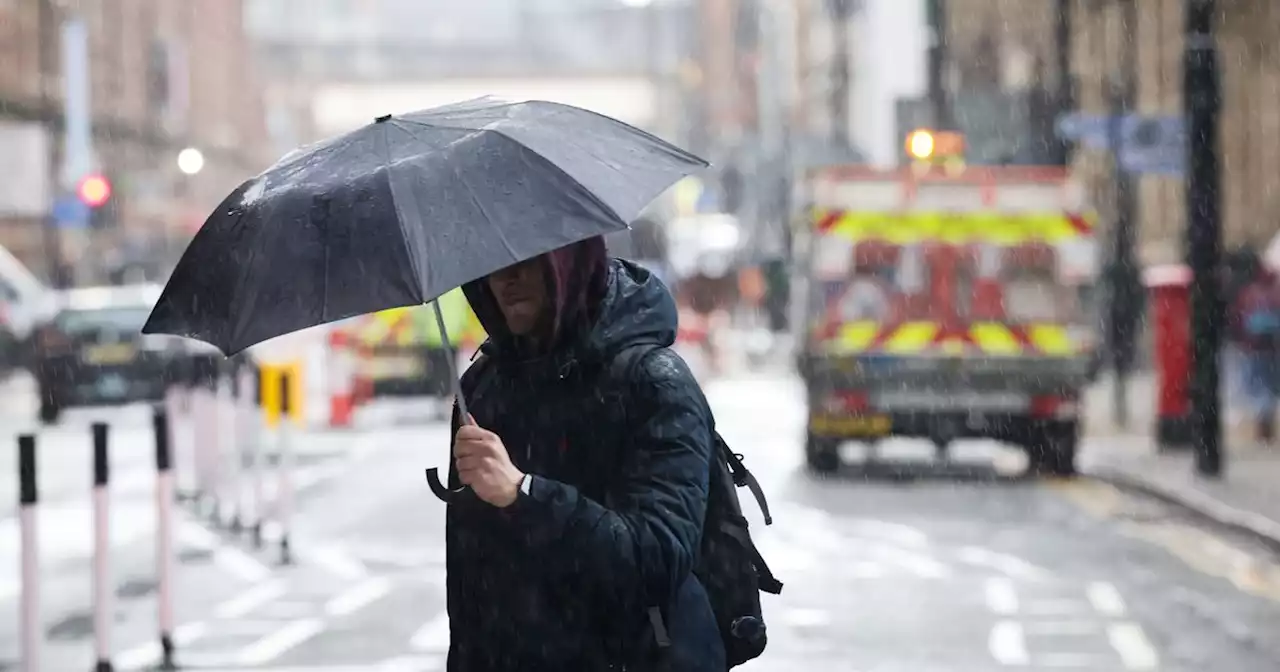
[425,467,468,503]
[425,299,476,505]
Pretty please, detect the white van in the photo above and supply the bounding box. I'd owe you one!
[0,245,53,370]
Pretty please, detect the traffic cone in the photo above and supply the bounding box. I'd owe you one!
[327,330,356,428]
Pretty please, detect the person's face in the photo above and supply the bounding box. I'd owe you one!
[486,257,548,336]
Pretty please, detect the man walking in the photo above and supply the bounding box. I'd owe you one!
[443,235,725,671]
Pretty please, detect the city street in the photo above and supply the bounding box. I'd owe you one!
[3,370,1280,671]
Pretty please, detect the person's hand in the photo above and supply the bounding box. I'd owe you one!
[454,415,524,508]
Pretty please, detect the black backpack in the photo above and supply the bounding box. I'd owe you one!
[608,345,782,668]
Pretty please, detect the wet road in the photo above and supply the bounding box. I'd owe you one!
[3,373,1280,671]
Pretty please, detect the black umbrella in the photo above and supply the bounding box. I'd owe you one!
[143,97,707,501]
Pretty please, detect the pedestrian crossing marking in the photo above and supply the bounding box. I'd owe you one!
[325,576,391,617]
[410,613,450,652]
[1106,623,1159,670]
[237,618,325,666]
[216,580,287,619]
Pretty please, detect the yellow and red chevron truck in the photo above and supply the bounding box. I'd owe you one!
[348,288,480,399]
[796,165,1100,476]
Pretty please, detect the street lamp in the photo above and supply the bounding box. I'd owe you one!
[177,147,204,176]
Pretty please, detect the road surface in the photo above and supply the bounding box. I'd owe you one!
[2,372,1280,671]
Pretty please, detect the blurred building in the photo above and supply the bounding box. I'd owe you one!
[944,0,1280,267]
[247,0,700,153]
[0,0,269,283]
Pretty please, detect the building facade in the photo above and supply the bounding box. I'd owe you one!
[946,0,1280,266]
[0,0,268,283]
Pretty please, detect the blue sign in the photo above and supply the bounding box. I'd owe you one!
[52,196,89,229]
[1119,115,1186,176]
[1055,113,1113,150]
[1057,112,1186,176]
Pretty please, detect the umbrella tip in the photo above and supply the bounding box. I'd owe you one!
[375,114,392,123]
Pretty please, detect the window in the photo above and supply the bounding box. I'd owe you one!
[55,307,152,337]
[836,276,892,322]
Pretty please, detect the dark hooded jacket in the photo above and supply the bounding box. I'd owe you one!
[444,237,725,672]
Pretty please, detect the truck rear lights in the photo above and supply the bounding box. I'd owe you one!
[822,390,869,414]
[1030,395,1077,419]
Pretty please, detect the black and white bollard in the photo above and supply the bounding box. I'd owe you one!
[163,383,194,503]
[92,422,114,672]
[195,373,221,524]
[18,434,39,672]
[153,409,177,670]
[241,367,265,549]
[217,372,242,532]
[277,369,294,566]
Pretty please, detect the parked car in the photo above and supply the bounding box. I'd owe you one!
[30,283,243,423]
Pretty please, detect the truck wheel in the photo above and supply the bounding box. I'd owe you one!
[1028,425,1078,477]
[805,434,840,475]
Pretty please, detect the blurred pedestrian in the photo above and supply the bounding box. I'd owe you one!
[675,251,737,378]
[443,236,725,671]
[1230,261,1280,442]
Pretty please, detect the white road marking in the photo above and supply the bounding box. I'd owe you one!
[779,607,831,628]
[213,545,272,582]
[191,658,445,672]
[354,545,447,569]
[1087,581,1127,616]
[116,621,208,670]
[848,562,885,579]
[753,532,818,572]
[958,546,1052,581]
[325,576,391,617]
[867,543,951,578]
[1027,599,1089,615]
[306,544,370,580]
[1107,622,1160,670]
[410,613,451,652]
[988,620,1029,665]
[983,577,1019,615]
[178,519,219,549]
[377,655,446,671]
[215,580,287,619]
[1022,620,1102,636]
[237,618,326,666]
[1036,653,1101,668]
[848,519,931,548]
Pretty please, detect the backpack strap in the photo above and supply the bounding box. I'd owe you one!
[717,517,783,595]
[720,444,773,526]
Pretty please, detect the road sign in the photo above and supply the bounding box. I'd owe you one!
[52,195,88,229]
[1119,115,1186,176]
[1057,112,1186,175]
[1055,113,1112,150]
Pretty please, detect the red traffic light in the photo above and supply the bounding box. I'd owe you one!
[77,174,111,208]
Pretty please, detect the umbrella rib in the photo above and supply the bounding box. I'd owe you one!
[389,120,523,265]
[392,116,627,226]
[381,121,434,292]
[228,137,364,351]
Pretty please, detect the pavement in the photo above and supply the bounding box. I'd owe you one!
[2,352,1280,670]
[1082,372,1280,551]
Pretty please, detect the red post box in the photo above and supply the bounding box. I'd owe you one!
[1144,264,1193,448]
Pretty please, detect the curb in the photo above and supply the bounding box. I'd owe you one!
[1085,466,1280,554]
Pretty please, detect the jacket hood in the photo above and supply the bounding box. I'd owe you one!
[462,239,677,368]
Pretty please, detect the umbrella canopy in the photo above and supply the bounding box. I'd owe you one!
[143,97,707,354]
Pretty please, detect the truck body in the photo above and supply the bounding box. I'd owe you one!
[346,288,479,398]
[796,165,1100,475]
